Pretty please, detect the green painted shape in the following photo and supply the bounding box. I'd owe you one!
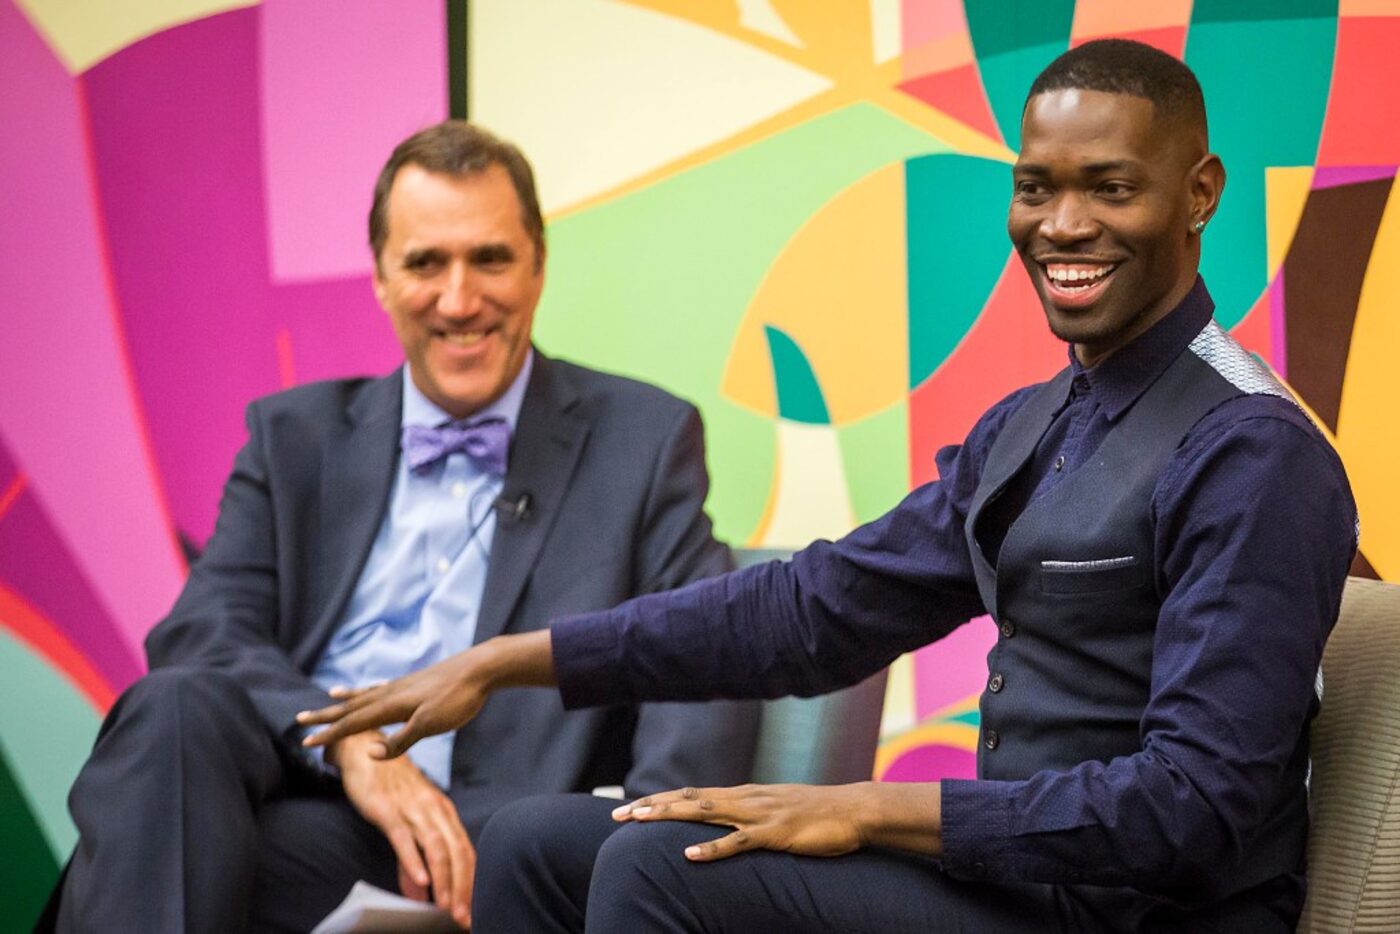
[0,630,101,860]
[763,326,829,424]
[1192,0,1336,22]
[837,399,909,525]
[0,744,60,932]
[1187,12,1336,326]
[535,103,946,544]
[965,0,1075,150]
[906,154,1014,387]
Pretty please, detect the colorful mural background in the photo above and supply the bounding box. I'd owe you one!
[3,0,1397,923]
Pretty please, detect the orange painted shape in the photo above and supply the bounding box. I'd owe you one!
[0,583,115,712]
[901,29,976,79]
[909,256,1064,486]
[1071,25,1186,57]
[1317,19,1400,165]
[1228,288,1274,368]
[1340,1,1400,15]
[721,164,908,425]
[1070,0,1193,43]
[897,63,1002,143]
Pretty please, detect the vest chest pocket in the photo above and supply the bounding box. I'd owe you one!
[1039,555,1147,594]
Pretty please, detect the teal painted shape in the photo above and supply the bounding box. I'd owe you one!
[764,326,830,425]
[948,709,982,727]
[0,744,60,932]
[906,154,1014,388]
[965,0,1076,150]
[0,630,101,859]
[1187,6,1336,326]
[1193,0,1336,22]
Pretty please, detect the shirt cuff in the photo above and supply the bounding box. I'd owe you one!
[551,610,628,709]
[939,778,1014,881]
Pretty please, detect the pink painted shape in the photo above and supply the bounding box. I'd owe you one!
[912,615,996,719]
[901,0,968,50]
[0,0,186,659]
[0,436,142,693]
[260,0,447,282]
[1311,165,1397,188]
[880,744,978,782]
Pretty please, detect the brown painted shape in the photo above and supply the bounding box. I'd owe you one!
[1282,178,1393,432]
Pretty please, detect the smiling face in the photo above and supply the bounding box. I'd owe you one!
[1009,88,1222,367]
[374,163,544,419]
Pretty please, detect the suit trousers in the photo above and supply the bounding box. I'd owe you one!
[472,794,1118,934]
[55,666,401,933]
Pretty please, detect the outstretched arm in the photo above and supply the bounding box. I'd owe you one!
[300,628,555,758]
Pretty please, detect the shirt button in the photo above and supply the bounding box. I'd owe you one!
[1054,455,1066,472]
[988,673,1004,693]
[451,481,468,498]
[435,557,450,574]
[1000,619,1016,638]
[984,729,999,750]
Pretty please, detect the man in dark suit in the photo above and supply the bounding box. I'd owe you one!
[53,121,757,932]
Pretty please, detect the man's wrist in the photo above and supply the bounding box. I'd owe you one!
[477,629,556,691]
[325,729,384,771]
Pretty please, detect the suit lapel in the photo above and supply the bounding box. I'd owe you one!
[474,355,589,644]
[304,370,403,659]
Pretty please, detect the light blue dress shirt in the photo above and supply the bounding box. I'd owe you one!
[311,352,533,788]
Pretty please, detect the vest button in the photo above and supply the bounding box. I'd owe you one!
[1054,454,1066,471]
[988,673,1004,693]
[984,729,1000,750]
[1000,619,1016,638]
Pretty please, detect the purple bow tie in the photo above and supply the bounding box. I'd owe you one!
[401,417,511,476]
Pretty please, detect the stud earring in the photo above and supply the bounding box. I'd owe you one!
[1192,220,1207,234]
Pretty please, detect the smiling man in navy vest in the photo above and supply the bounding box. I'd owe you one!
[51,122,757,932]
[300,41,1357,932]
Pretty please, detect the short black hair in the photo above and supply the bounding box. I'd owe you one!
[369,120,544,269]
[1026,39,1207,139]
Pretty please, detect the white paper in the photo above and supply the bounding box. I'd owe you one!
[311,881,461,933]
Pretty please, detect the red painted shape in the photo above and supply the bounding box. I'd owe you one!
[0,474,25,522]
[898,62,1004,143]
[1228,287,1275,369]
[0,583,115,712]
[1317,18,1400,166]
[909,255,1065,486]
[276,327,297,389]
[1072,26,1185,57]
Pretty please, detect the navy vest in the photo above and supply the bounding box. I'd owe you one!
[964,322,1310,889]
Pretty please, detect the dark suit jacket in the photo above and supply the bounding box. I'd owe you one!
[144,351,758,833]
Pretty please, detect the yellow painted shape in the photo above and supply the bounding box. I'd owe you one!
[1070,0,1194,39]
[879,652,917,739]
[750,421,856,547]
[721,163,908,424]
[874,720,981,777]
[15,0,258,73]
[1265,167,1315,277]
[1335,184,1400,581]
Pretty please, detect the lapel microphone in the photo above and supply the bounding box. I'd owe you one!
[495,491,533,523]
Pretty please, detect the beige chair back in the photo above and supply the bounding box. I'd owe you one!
[1300,576,1400,932]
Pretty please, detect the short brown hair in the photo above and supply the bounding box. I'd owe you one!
[368,120,545,268]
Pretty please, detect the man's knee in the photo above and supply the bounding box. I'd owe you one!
[112,666,257,737]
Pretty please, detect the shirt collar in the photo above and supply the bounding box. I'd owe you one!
[400,348,535,431]
[1066,276,1215,421]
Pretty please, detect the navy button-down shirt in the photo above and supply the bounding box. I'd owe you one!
[553,279,1356,918]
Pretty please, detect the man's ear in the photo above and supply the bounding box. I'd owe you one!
[371,263,388,307]
[1190,153,1226,228]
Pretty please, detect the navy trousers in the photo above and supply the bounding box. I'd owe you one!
[472,794,1115,934]
[54,666,401,933]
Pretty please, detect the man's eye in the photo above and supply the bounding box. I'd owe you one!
[1014,181,1048,201]
[1098,182,1135,199]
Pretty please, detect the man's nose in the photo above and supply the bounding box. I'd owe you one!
[1040,193,1099,245]
[436,263,478,316]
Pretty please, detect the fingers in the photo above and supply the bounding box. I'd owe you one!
[613,786,752,825]
[384,822,431,896]
[685,828,759,863]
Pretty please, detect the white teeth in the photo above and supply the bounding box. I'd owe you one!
[442,332,485,346]
[1046,264,1112,284]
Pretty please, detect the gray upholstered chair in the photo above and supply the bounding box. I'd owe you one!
[733,549,888,785]
[1300,575,1400,932]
